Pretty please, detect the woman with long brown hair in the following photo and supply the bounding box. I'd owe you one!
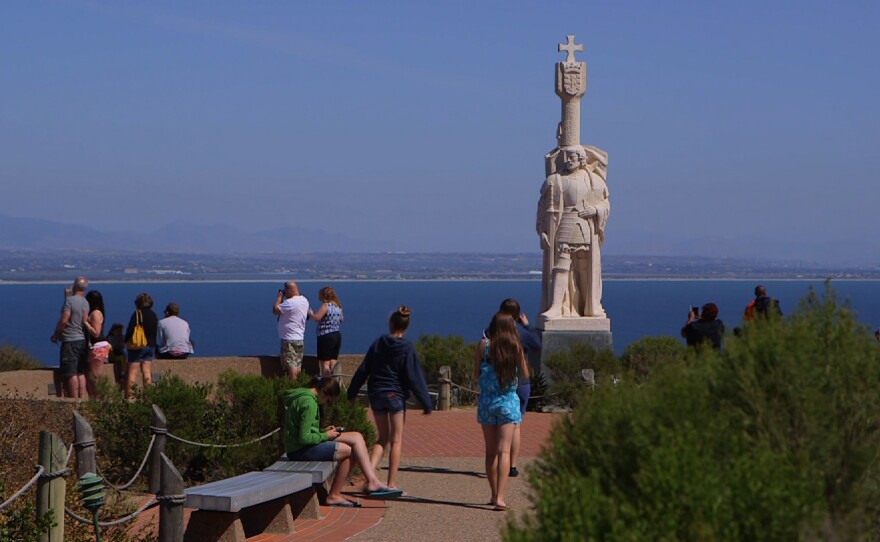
[475,311,530,511]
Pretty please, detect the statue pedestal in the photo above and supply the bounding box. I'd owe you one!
[536,317,613,370]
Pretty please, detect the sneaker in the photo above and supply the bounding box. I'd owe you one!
[509,466,519,478]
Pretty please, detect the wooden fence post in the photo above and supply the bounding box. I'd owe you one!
[36,431,66,542]
[438,366,451,411]
[150,405,167,494]
[73,411,97,476]
[158,453,185,542]
[278,394,286,457]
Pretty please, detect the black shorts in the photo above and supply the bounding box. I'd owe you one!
[59,339,89,378]
[316,331,341,361]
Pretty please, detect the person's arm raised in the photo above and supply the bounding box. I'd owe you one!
[309,303,328,322]
[273,290,285,316]
[474,338,487,381]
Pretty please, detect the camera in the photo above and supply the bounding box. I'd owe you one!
[336,427,345,433]
[691,305,700,315]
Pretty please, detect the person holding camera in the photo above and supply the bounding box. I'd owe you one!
[274,281,309,379]
[681,302,725,349]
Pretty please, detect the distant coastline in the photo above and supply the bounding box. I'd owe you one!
[5,277,880,286]
[1,249,878,282]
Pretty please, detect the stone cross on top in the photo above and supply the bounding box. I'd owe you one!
[558,35,584,63]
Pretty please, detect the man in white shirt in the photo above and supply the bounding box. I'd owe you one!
[274,281,309,379]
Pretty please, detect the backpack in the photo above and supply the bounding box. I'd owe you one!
[126,310,148,350]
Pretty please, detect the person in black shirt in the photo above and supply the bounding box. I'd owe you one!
[744,285,782,321]
[681,302,724,349]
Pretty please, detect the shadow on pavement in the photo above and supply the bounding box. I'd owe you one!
[396,465,486,478]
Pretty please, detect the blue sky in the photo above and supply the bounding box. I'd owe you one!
[2,1,878,264]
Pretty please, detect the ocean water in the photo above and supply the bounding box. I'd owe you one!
[2,279,879,367]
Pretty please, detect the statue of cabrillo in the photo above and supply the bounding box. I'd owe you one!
[537,36,610,320]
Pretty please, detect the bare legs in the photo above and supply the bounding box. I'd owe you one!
[64,375,83,398]
[481,423,516,510]
[319,359,338,378]
[510,424,521,475]
[370,411,405,488]
[86,357,104,397]
[125,361,153,399]
[326,432,390,504]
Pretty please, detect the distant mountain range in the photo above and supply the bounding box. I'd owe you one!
[1,215,878,274]
[0,214,385,253]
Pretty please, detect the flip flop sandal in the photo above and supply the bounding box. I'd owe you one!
[366,487,404,499]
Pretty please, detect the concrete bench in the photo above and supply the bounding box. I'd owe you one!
[264,459,335,484]
[183,471,313,542]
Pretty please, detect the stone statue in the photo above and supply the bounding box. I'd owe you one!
[537,36,610,321]
[538,145,609,317]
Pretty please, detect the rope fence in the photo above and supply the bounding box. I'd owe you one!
[0,443,73,512]
[0,466,45,512]
[65,496,159,528]
[164,427,279,448]
[98,434,156,490]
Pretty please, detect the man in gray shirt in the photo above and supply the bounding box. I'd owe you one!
[50,276,89,398]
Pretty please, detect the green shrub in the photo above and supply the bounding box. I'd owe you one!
[325,387,377,447]
[526,370,549,412]
[505,283,880,541]
[620,335,687,382]
[0,344,41,372]
[543,343,619,407]
[86,372,378,485]
[416,334,479,405]
[88,375,243,483]
[0,492,55,542]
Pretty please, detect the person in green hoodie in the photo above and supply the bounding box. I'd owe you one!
[283,377,403,506]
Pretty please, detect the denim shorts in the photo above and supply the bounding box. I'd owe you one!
[370,392,406,414]
[286,440,338,462]
[128,346,156,363]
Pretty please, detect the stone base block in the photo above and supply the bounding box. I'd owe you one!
[539,329,613,370]
[184,510,246,542]
[288,486,323,520]
[538,316,611,332]
[241,498,295,537]
[184,499,296,542]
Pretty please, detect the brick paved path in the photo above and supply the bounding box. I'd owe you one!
[403,410,560,457]
[132,410,563,541]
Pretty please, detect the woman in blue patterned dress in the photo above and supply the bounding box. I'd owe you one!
[475,311,530,511]
[308,286,344,377]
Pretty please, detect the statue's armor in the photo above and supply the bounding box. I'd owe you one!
[554,171,603,247]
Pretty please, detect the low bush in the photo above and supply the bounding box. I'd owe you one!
[86,372,377,485]
[0,493,55,542]
[526,370,549,412]
[620,335,687,382]
[505,283,880,541]
[0,343,41,372]
[416,334,479,405]
[543,343,619,407]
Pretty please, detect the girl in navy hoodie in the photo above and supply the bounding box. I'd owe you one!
[348,306,433,490]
